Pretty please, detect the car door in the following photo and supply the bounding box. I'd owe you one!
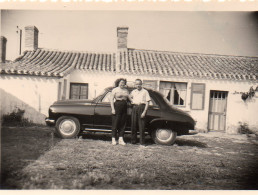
[93,91,113,130]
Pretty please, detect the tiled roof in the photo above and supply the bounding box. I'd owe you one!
[1,48,257,81]
[119,49,258,81]
[0,49,116,77]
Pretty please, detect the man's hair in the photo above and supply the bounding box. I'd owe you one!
[135,79,142,84]
[114,78,127,87]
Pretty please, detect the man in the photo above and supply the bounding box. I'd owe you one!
[130,79,151,146]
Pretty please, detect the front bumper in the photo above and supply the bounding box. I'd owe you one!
[45,117,55,126]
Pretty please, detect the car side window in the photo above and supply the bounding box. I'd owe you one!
[101,91,112,103]
[149,97,158,107]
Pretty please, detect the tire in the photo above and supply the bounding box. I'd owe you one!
[151,128,177,145]
[55,116,80,139]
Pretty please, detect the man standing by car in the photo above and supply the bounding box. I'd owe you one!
[130,79,151,146]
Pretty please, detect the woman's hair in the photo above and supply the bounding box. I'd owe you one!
[114,78,127,87]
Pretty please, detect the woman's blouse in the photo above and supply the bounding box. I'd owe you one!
[111,87,129,101]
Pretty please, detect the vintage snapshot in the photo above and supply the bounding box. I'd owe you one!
[0,9,257,190]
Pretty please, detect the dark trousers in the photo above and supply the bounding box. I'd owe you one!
[131,104,146,145]
[112,100,127,139]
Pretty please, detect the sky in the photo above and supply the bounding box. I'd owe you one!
[1,10,258,60]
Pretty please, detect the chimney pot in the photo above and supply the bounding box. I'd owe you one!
[117,26,129,50]
[0,36,7,63]
[25,26,39,51]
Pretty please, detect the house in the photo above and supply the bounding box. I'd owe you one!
[0,26,257,133]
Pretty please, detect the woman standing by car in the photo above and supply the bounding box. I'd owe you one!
[110,78,129,145]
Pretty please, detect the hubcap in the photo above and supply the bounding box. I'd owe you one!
[59,119,76,136]
[156,129,173,141]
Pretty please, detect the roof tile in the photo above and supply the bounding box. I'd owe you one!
[1,48,257,81]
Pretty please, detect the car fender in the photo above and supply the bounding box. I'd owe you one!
[148,118,192,132]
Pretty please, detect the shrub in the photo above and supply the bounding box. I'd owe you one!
[2,108,30,126]
[238,122,253,134]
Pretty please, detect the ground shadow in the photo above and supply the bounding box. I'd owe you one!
[81,132,155,145]
[0,126,62,189]
[175,138,208,148]
[81,132,207,147]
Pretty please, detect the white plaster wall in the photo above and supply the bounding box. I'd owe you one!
[185,79,258,133]
[0,75,59,124]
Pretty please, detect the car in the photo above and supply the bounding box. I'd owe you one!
[45,87,195,145]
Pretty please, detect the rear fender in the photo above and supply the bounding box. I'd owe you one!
[149,119,190,135]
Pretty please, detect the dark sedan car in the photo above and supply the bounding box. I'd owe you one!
[46,87,195,145]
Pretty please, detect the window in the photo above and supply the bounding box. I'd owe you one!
[143,80,158,90]
[159,81,187,106]
[149,97,157,106]
[102,92,112,103]
[191,83,205,110]
[70,83,88,99]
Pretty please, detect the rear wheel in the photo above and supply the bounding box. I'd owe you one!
[55,116,80,139]
[151,128,177,145]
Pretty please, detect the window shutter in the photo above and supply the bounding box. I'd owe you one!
[191,83,205,110]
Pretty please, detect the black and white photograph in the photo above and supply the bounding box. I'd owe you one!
[0,7,258,190]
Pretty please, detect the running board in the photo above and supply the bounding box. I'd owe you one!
[83,128,149,135]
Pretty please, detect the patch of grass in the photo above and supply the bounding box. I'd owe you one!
[1,126,61,189]
[1,127,258,189]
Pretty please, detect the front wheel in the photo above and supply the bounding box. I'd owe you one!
[151,128,177,145]
[55,116,80,139]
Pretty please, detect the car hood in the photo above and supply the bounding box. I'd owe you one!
[53,99,93,105]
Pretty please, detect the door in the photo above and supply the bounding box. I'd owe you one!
[208,91,228,131]
[94,91,113,130]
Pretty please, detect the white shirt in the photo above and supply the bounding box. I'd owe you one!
[130,88,151,105]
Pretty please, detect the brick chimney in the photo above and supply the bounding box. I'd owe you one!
[0,36,7,63]
[25,26,39,51]
[117,26,129,50]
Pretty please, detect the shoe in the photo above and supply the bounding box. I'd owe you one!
[112,138,117,145]
[118,137,126,145]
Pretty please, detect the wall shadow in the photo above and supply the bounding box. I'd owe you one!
[0,88,46,124]
[0,89,61,189]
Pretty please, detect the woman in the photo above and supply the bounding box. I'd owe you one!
[110,78,129,145]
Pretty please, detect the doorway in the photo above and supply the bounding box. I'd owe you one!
[208,90,228,131]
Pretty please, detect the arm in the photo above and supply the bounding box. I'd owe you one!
[128,94,133,103]
[128,90,134,103]
[141,90,151,118]
[141,101,149,118]
[110,91,115,114]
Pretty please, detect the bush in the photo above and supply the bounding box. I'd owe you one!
[2,108,30,126]
[238,122,253,134]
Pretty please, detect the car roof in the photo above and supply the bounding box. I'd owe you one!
[106,86,156,93]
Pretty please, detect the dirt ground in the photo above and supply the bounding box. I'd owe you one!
[1,126,258,190]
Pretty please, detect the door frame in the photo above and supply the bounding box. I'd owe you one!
[207,90,228,132]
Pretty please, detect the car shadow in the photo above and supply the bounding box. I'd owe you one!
[175,138,208,148]
[81,132,207,147]
[81,132,156,145]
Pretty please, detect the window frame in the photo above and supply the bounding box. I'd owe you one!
[190,83,206,110]
[69,82,89,100]
[159,81,187,107]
